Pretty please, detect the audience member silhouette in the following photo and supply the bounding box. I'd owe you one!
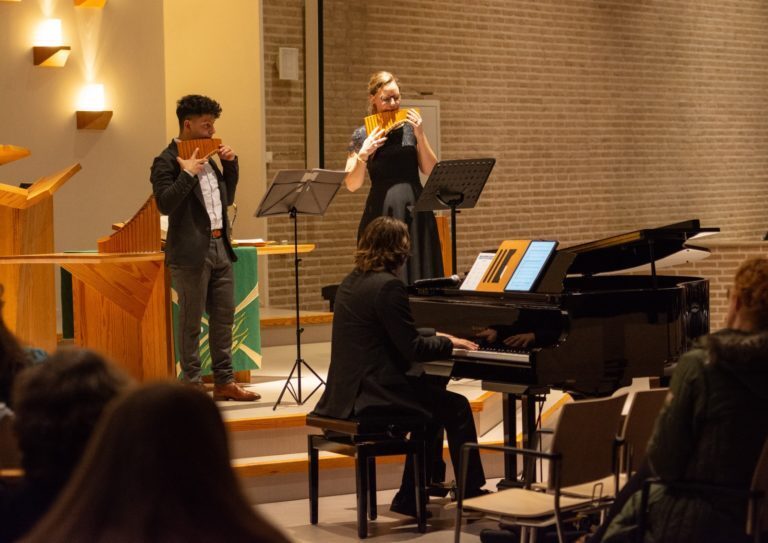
[0,348,131,543]
[601,257,768,543]
[22,382,290,543]
[0,283,30,469]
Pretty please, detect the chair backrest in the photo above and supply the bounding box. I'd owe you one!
[549,394,626,489]
[621,388,668,473]
[748,438,768,538]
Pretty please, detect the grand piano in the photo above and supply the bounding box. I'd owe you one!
[409,219,718,482]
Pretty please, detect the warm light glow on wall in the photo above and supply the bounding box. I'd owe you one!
[34,19,64,46]
[32,19,71,67]
[76,84,112,129]
[77,83,105,111]
[74,0,107,6]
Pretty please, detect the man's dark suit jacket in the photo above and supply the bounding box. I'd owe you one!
[313,269,452,420]
[150,140,238,267]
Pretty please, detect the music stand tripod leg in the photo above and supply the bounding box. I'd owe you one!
[272,208,326,410]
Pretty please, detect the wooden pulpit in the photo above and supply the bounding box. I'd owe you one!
[0,149,81,352]
[66,196,174,381]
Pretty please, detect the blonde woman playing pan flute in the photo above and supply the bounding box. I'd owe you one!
[344,71,444,284]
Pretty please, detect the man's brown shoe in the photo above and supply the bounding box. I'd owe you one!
[184,380,208,393]
[213,382,260,402]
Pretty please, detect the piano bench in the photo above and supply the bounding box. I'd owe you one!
[305,413,429,539]
[320,284,339,312]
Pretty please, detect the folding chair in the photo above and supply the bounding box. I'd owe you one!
[455,394,626,543]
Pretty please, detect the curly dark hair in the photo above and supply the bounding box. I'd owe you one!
[13,348,132,483]
[733,257,768,330]
[175,94,222,130]
[355,216,411,274]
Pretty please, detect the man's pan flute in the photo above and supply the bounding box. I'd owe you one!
[177,138,222,160]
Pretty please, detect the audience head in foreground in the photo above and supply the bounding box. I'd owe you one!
[0,282,30,470]
[0,348,131,542]
[0,283,29,409]
[602,257,768,543]
[22,382,290,543]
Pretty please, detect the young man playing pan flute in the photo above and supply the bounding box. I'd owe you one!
[150,94,257,401]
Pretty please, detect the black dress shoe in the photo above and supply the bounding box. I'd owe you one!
[460,488,492,500]
[480,528,517,543]
[389,492,433,519]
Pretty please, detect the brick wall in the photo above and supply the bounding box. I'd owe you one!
[661,242,768,331]
[263,0,768,311]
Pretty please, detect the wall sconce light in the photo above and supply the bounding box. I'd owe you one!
[76,84,113,129]
[32,19,71,67]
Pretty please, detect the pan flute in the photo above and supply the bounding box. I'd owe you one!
[364,108,417,136]
[176,138,222,160]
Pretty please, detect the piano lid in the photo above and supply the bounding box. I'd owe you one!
[561,219,719,276]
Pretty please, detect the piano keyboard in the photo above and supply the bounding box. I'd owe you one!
[452,348,530,364]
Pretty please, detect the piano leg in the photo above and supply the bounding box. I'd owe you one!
[492,385,549,488]
[501,393,518,486]
[520,392,542,484]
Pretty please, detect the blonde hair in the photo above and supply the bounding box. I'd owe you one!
[367,71,400,114]
[732,257,768,330]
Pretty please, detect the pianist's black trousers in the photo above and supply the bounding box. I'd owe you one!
[397,377,486,500]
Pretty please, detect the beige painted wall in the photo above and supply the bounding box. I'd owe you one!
[162,0,267,244]
[1,0,267,325]
[0,0,166,252]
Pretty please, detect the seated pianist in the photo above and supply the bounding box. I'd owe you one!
[311,216,487,517]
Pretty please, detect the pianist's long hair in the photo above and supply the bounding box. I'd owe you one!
[355,216,411,274]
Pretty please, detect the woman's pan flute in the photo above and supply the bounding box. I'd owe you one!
[364,108,418,136]
[177,138,222,160]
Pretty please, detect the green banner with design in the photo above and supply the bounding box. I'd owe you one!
[171,246,261,376]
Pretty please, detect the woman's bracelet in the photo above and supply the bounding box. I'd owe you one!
[356,153,367,165]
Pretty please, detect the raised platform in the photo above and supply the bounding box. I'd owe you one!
[259,306,333,347]
[215,341,569,504]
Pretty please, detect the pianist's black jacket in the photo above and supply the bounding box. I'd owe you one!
[312,269,452,420]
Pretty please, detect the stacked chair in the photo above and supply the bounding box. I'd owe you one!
[454,388,670,543]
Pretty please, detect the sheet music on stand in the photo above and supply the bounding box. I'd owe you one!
[460,251,496,291]
[255,169,344,218]
[414,158,495,275]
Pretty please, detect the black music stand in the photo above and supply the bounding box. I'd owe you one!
[414,158,495,275]
[255,169,345,410]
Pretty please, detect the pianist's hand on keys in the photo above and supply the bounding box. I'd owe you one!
[437,332,478,351]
